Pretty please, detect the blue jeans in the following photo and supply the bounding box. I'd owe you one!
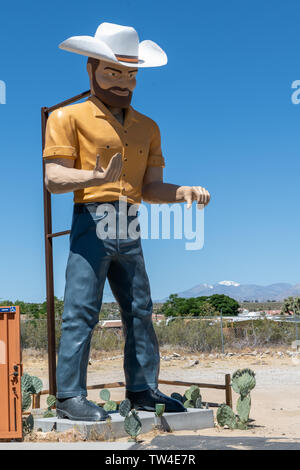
[56,201,160,398]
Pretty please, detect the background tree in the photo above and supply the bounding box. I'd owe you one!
[281,296,300,316]
[159,294,239,317]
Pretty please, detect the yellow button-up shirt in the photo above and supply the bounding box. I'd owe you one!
[43,95,165,204]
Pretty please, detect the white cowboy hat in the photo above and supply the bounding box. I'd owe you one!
[59,22,167,68]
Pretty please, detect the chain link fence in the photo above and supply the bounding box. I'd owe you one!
[20,314,300,354]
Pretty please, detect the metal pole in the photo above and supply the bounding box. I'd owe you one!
[41,91,91,396]
[41,107,57,396]
[220,309,224,354]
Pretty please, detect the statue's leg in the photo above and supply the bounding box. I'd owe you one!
[107,237,160,392]
[56,207,111,399]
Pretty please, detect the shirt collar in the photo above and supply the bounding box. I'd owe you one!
[88,95,138,129]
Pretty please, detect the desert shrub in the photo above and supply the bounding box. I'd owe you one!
[91,326,124,351]
[20,315,296,353]
[21,318,62,350]
[155,318,296,352]
[154,319,222,352]
[225,319,295,348]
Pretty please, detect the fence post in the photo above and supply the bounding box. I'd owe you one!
[225,374,233,408]
[296,314,299,350]
[220,309,225,354]
[32,393,41,409]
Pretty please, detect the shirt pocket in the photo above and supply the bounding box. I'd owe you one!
[135,145,148,172]
[96,145,122,170]
[136,145,148,160]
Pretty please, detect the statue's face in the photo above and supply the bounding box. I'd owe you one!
[87,59,138,108]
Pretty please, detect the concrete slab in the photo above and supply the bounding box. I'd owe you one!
[34,408,214,439]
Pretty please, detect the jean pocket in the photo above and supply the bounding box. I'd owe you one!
[92,211,108,221]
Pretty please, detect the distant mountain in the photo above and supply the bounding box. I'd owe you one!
[161,281,300,302]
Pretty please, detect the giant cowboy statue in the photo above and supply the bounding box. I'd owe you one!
[44,22,211,421]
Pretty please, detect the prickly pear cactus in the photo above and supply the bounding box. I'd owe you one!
[231,369,256,398]
[182,385,203,408]
[103,400,118,412]
[21,373,33,393]
[155,404,165,417]
[236,421,248,430]
[46,395,56,408]
[22,414,34,434]
[183,399,194,408]
[99,389,117,411]
[195,397,203,409]
[170,393,183,403]
[218,369,256,431]
[119,399,131,418]
[22,391,32,411]
[100,389,110,402]
[236,395,251,424]
[124,410,142,441]
[216,404,237,429]
[31,376,43,394]
[185,385,200,402]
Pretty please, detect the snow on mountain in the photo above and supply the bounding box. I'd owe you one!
[218,280,240,287]
[162,281,300,302]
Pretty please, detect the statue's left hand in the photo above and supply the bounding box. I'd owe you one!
[176,185,211,209]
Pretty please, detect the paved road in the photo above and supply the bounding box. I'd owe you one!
[132,434,300,450]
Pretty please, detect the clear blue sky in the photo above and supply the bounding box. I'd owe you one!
[1,0,300,302]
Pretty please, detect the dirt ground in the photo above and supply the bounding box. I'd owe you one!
[22,347,300,449]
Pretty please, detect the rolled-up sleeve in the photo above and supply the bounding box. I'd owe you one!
[147,121,165,168]
[43,108,78,160]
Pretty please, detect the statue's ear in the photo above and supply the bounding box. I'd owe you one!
[86,61,94,94]
[86,61,92,78]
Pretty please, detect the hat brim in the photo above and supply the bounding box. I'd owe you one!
[59,36,167,68]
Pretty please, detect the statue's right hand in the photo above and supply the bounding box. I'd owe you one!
[94,152,123,184]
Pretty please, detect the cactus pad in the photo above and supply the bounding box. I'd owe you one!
[183,399,194,408]
[22,391,32,411]
[46,395,56,408]
[236,395,251,423]
[21,373,33,393]
[100,389,110,401]
[185,385,200,402]
[31,376,43,394]
[119,399,131,417]
[103,400,118,411]
[124,410,142,438]
[155,403,165,417]
[23,414,34,434]
[195,397,203,408]
[232,369,256,398]
[216,404,237,429]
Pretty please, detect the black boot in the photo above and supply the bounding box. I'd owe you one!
[56,396,109,421]
[126,388,187,413]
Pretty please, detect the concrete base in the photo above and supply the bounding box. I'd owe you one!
[34,408,214,439]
